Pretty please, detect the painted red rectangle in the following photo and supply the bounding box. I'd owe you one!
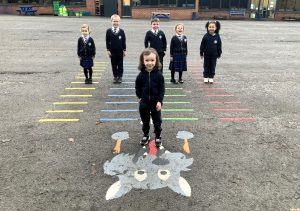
[205,94,234,97]
[209,101,241,104]
[195,81,221,84]
[201,88,226,91]
[214,108,249,111]
[220,117,256,121]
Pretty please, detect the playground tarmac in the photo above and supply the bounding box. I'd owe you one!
[0,15,299,211]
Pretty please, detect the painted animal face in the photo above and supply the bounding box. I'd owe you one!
[104,143,193,200]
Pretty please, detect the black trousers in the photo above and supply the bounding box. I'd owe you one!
[110,52,124,78]
[139,101,162,138]
[158,52,165,72]
[203,57,217,78]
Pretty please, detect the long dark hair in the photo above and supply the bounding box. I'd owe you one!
[205,21,221,34]
[138,48,162,71]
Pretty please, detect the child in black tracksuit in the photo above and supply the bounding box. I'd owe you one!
[200,21,222,84]
[135,48,165,148]
[144,18,167,72]
[106,14,127,83]
[77,24,96,84]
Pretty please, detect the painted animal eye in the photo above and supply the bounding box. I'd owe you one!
[134,169,147,182]
[157,169,170,181]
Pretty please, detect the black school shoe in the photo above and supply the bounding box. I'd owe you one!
[85,79,89,84]
[140,135,150,146]
[155,137,162,148]
[88,78,93,84]
[178,79,184,84]
[117,77,122,83]
[113,77,118,83]
[170,79,178,84]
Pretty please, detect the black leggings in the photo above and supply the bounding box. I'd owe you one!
[83,68,93,79]
[139,101,162,138]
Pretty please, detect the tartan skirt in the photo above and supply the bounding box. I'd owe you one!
[80,57,94,68]
[169,55,187,72]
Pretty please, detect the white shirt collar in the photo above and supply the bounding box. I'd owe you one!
[152,29,159,34]
[112,27,120,33]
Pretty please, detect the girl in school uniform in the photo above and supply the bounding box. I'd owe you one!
[77,24,96,84]
[169,23,188,84]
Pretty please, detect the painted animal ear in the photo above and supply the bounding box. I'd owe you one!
[105,181,132,200]
[168,177,191,197]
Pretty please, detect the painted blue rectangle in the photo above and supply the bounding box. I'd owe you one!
[100,109,138,112]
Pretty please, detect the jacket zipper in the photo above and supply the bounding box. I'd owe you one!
[148,72,151,102]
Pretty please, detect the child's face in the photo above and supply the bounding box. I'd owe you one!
[111,17,120,28]
[151,21,160,31]
[176,25,184,35]
[208,23,216,34]
[143,53,156,71]
[81,27,89,36]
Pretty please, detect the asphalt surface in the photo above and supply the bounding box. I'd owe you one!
[0,15,299,211]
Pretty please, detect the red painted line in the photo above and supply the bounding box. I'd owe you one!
[209,101,241,104]
[201,88,225,91]
[205,94,234,97]
[196,81,221,84]
[214,108,249,112]
[149,140,157,156]
[220,117,256,121]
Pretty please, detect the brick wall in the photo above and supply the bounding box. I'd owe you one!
[132,7,197,20]
[274,11,300,21]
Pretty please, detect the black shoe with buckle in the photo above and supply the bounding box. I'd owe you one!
[140,135,150,146]
[178,79,184,84]
[170,79,178,84]
[155,137,162,148]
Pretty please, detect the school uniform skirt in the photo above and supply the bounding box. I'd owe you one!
[169,55,187,72]
[80,57,94,68]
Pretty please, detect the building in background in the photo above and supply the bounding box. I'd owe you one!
[0,0,299,21]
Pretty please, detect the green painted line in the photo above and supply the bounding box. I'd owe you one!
[53,102,88,105]
[162,109,194,112]
[39,118,80,122]
[60,95,92,97]
[165,95,186,97]
[162,117,198,121]
[46,110,84,113]
[65,88,96,90]
[163,101,190,104]
[71,82,99,84]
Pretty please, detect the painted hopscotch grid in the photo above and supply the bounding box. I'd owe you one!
[39,62,108,123]
[188,62,256,121]
[97,63,199,122]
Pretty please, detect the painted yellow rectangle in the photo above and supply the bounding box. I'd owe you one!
[60,95,92,97]
[65,88,96,90]
[53,102,88,105]
[39,119,80,122]
[46,110,84,113]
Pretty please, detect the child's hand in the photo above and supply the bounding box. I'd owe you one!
[123,51,127,57]
[170,57,173,61]
[92,56,95,60]
[156,102,162,111]
[107,51,111,57]
[200,56,203,59]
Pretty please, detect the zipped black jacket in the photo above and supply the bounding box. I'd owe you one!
[200,33,222,58]
[135,68,165,104]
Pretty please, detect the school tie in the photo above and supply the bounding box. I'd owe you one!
[155,30,158,35]
[178,35,182,40]
[113,28,117,34]
[84,37,87,43]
